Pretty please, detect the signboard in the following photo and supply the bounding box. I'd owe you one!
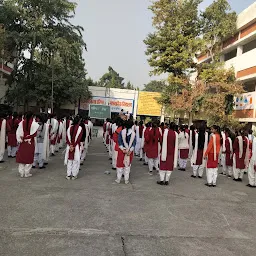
[89,104,111,119]
[234,92,256,110]
[137,92,162,116]
[80,97,134,113]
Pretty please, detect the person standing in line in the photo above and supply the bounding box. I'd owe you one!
[134,121,140,156]
[64,116,83,180]
[178,125,190,171]
[0,113,7,163]
[16,112,39,178]
[79,118,87,166]
[138,121,145,161]
[103,119,107,145]
[6,112,19,158]
[247,135,256,188]
[145,122,161,175]
[191,126,208,178]
[157,122,178,186]
[112,117,123,170]
[33,114,49,169]
[49,114,59,156]
[143,122,151,166]
[115,120,136,184]
[204,125,221,187]
[233,130,250,182]
[220,128,233,178]
[55,117,63,152]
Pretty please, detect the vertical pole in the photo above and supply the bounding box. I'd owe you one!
[51,57,54,114]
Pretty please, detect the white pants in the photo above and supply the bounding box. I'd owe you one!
[192,165,204,177]
[159,170,172,182]
[0,153,4,161]
[33,153,44,168]
[248,163,256,186]
[116,167,130,182]
[179,158,187,169]
[140,149,144,159]
[112,150,118,169]
[233,168,245,180]
[223,165,233,176]
[148,158,159,172]
[144,155,148,164]
[50,145,55,154]
[55,143,60,152]
[67,160,80,177]
[7,146,17,157]
[108,140,112,158]
[206,168,218,185]
[135,138,141,156]
[19,164,32,177]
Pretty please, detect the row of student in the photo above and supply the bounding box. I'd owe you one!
[103,118,256,188]
[0,112,93,179]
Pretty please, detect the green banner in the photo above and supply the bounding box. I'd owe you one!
[89,104,111,119]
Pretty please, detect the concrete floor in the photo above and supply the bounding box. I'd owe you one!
[0,137,256,256]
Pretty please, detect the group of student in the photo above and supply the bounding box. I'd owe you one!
[103,117,256,188]
[0,112,93,179]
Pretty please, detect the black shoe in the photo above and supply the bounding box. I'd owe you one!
[12,156,16,158]
[51,153,55,156]
[228,175,232,178]
[80,163,84,166]
[164,181,169,186]
[32,166,36,169]
[198,176,202,179]
[238,178,242,182]
[0,161,4,163]
[8,156,11,158]
[143,163,148,166]
[44,163,48,165]
[109,158,112,160]
[247,184,252,187]
[191,175,196,178]
[205,183,212,187]
[153,167,156,170]
[140,158,142,161]
[179,168,186,171]
[212,185,216,187]
[157,181,164,185]
[39,166,46,169]
[112,167,117,170]
[233,178,239,182]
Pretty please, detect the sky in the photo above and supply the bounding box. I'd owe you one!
[72,0,256,88]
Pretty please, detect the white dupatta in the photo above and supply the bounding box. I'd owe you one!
[43,123,50,161]
[161,129,178,168]
[141,127,146,148]
[64,126,82,165]
[16,120,39,152]
[227,137,233,160]
[0,119,6,156]
[121,128,136,167]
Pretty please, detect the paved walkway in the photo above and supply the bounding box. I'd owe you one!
[0,136,256,256]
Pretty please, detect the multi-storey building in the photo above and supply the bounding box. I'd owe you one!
[197,2,256,127]
[0,60,13,103]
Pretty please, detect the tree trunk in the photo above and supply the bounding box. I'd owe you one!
[188,112,193,126]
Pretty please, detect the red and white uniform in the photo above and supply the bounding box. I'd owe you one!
[248,137,256,187]
[178,131,189,169]
[7,117,20,157]
[159,129,178,182]
[16,118,39,177]
[0,118,6,162]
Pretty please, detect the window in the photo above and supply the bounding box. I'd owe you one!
[243,39,256,54]
[243,81,256,92]
[224,49,237,61]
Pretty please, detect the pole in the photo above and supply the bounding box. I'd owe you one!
[51,63,54,113]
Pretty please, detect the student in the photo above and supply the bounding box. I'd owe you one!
[115,120,136,184]
[145,122,161,175]
[157,122,178,186]
[64,116,83,180]
[233,130,249,182]
[16,112,39,178]
[6,112,19,158]
[247,136,256,187]
[178,125,190,171]
[204,125,221,187]
[191,126,208,178]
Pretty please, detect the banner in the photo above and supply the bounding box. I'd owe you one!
[137,92,162,116]
[80,96,134,113]
[234,92,256,110]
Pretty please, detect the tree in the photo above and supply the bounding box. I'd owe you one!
[98,66,125,89]
[126,81,134,90]
[143,80,166,92]
[1,0,90,111]
[200,0,237,62]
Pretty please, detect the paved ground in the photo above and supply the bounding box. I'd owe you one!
[0,133,256,256]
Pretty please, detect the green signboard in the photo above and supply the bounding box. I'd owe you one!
[89,104,111,119]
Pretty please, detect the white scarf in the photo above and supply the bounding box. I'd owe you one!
[212,134,217,161]
[121,128,136,167]
[192,132,208,166]
[222,132,226,152]
[141,127,146,148]
[0,119,6,155]
[16,120,39,144]
[237,136,243,159]
[43,124,50,161]
[58,122,63,137]
[227,137,233,159]
[64,126,82,165]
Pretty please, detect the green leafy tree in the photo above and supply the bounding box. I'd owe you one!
[126,81,134,90]
[143,80,166,92]
[99,66,125,89]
